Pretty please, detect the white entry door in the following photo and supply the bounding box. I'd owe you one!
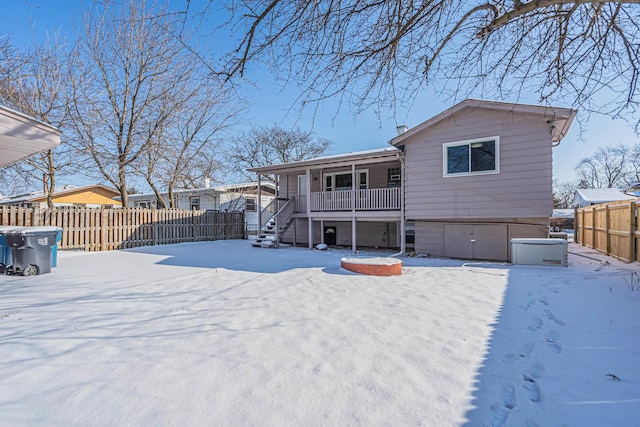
[297,175,308,212]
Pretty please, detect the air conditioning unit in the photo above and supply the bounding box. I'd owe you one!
[510,238,568,267]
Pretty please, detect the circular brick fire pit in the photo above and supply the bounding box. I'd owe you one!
[340,257,402,276]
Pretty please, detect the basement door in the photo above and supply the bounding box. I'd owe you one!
[444,224,508,261]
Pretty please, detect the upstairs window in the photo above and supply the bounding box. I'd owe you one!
[443,137,499,176]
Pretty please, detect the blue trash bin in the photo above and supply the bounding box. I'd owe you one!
[52,227,63,268]
[0,226,25,273]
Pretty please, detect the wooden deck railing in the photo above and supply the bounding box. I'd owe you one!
[308,187,401,212]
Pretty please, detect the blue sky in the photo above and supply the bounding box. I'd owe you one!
[2,0,639,185]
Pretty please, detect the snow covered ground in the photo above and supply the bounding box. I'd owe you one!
[1,241,639,426]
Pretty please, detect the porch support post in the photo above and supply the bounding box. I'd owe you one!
[351,164,356,212]
[400,155,406,255]
[352,217,357,252]
[320,220,324,244]
[257,174,262,232]
[307,168,313,249]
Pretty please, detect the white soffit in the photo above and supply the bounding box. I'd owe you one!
[0,105,61,168]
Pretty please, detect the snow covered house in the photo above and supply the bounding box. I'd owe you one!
[0,184,122,208]
[249,99,577,261]
[572,188,636,208]
[125,182,276,235]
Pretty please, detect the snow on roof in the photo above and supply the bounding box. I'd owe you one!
[247,147,401,173]
[127,182,275,199]
[552,209,574,218]
[0,184,117,204]
[574,188,636,205]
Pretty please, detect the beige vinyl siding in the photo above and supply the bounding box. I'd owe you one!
[404,109,553,221]
[414,222,445,257]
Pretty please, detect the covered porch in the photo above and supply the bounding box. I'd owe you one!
[249,147,406,253]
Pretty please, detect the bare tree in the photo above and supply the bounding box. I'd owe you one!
[136,78,239,208]
[553,179,577,208]
[69,0,217,207]
[228,124,333,182]
[628,143,640,184]
[0,35,77,208]
[212,1,640,127]
[575,143,631,188]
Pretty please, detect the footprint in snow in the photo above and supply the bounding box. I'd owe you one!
[527,317,543,332]
[522,363,545,403]
[489,383,518,427]
[501,343,535,364]
[522,376,543,403]
[519,299,537,311]
[545,330,562,354]
[538,296,549,305]
[544,309,566,327]
[523,362,546,380]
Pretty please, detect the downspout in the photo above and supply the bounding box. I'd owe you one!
[307,168,312,248]
[257,174,262,232]
[351,163,356,252]
[391,151,406,257]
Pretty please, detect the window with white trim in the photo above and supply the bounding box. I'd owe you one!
[190,196,200,210]
[245,197,257,212]
[443,137,499,176]
[387,167,401,188]
[323,169,369,191]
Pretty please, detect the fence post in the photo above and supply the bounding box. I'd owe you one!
[224,210,229,240]
[152,209,158,246]
[573,208,582,243]
[32,206,40,226]
[591,206,596,249]
[630,201,636,263]
[100,208,107,251]
[605,204,610,256]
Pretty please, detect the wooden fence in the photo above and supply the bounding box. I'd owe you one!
[575,200,639,263]
[0,206,245,251]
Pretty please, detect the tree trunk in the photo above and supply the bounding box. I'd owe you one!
[46,150,56,209]
[118,165,128,208]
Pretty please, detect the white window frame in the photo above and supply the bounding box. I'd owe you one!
[323,169,369,191]
[442,136,500,177]
[190,196,200,210]
[245,197,257,212]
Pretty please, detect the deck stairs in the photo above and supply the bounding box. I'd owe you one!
[251,198,295,248]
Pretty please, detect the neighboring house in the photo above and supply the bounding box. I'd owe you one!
[0,104,61,168]
[0,184,122,208]
[126,182,276,235]
[623,182,640,197]
[248,99,577,261]
[572,188,636,208]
